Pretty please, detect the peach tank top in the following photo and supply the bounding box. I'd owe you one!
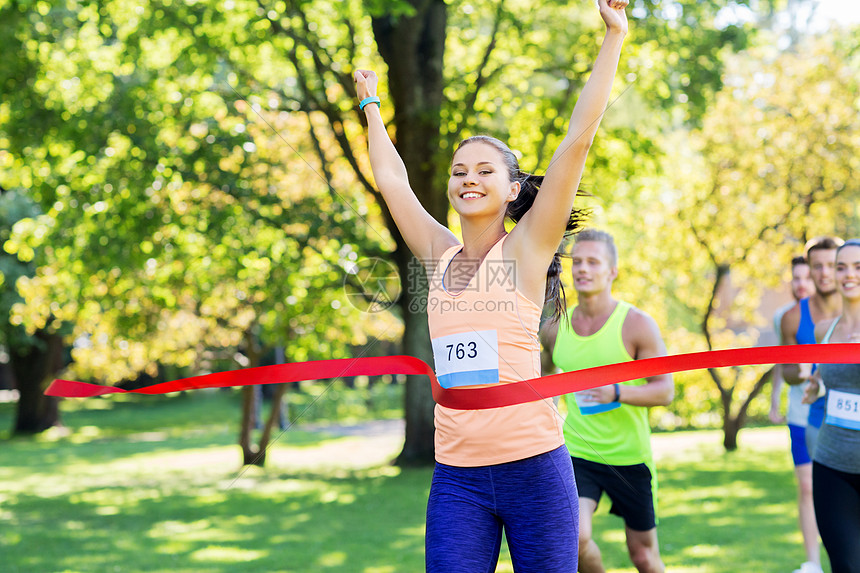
[428,234,563,466]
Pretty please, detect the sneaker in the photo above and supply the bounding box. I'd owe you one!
[792,562,824,573]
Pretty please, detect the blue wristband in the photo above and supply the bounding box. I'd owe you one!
[359,96,380,110]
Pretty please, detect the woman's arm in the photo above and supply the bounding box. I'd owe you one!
[802,320,832,403]
[355,70,458,264]
[780,305,808,385]
[508,0,628,287]
[539,318,560,376]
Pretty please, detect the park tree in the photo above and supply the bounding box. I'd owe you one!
[0,0,394,458]
[1,0,760,462]
[605,31,860,449]
[0,189,66,434]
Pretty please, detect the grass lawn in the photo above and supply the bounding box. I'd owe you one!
[0,386,830,572]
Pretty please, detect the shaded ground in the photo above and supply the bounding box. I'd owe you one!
[270,418,406,471]
[282,419,789,471]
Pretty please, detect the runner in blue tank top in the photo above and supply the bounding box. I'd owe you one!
[796,298,824,446]
[770,255,818,573]
[782,238,843,451]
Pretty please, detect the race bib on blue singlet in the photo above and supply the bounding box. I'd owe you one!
[431,330,500,389]
[825,389,860,430]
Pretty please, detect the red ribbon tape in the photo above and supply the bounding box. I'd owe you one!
[45,344,859,410]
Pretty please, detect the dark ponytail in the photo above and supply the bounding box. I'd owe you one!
[506,170,587,323]
[455,135,588,323]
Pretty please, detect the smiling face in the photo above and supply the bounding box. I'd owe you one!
[448,141,519,216]
[808,248,838,296]
[835,245,860,301]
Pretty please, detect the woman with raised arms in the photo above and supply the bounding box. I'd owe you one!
[354,1,628,570]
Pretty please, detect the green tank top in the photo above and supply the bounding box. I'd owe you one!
[552,301,654,465]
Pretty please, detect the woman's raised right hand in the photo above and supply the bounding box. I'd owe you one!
[354,69,378,102]
[598,0,628,35]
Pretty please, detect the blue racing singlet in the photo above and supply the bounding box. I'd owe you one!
[796,298,815,344]
[797,298,825,427]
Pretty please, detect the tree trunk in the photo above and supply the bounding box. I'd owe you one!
[372,0,448,466]
[395,247,436,465]
[722,366,773,452]
[11,330,63,434]
[718,380,739,451]
[239,330,269,467]
[239,385,265,466]
[260,383,288,439]
[723,414,742,451]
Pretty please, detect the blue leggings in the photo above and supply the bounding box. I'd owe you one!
[425,445,579,573]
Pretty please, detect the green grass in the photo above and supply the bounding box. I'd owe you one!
[0,388,831,572]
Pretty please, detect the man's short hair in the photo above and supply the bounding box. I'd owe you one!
[804,236,843,258]
[573,229,617,267]
[790,255,807,268]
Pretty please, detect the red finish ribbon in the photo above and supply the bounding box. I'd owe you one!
[45,344,859,410]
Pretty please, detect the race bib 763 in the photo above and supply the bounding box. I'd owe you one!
[431,330,500,389]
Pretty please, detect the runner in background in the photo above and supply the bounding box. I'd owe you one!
[541,229,673,573]
[770,255,819,573]
[781,237,843,456]
[781,236,843,573]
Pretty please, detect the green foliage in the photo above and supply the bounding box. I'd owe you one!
[442,0,754,166]
[0,0,398,384]
[608,29,860,430]
[628,0,752,123]
[0,191,43,350]
[362,0,416,19]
